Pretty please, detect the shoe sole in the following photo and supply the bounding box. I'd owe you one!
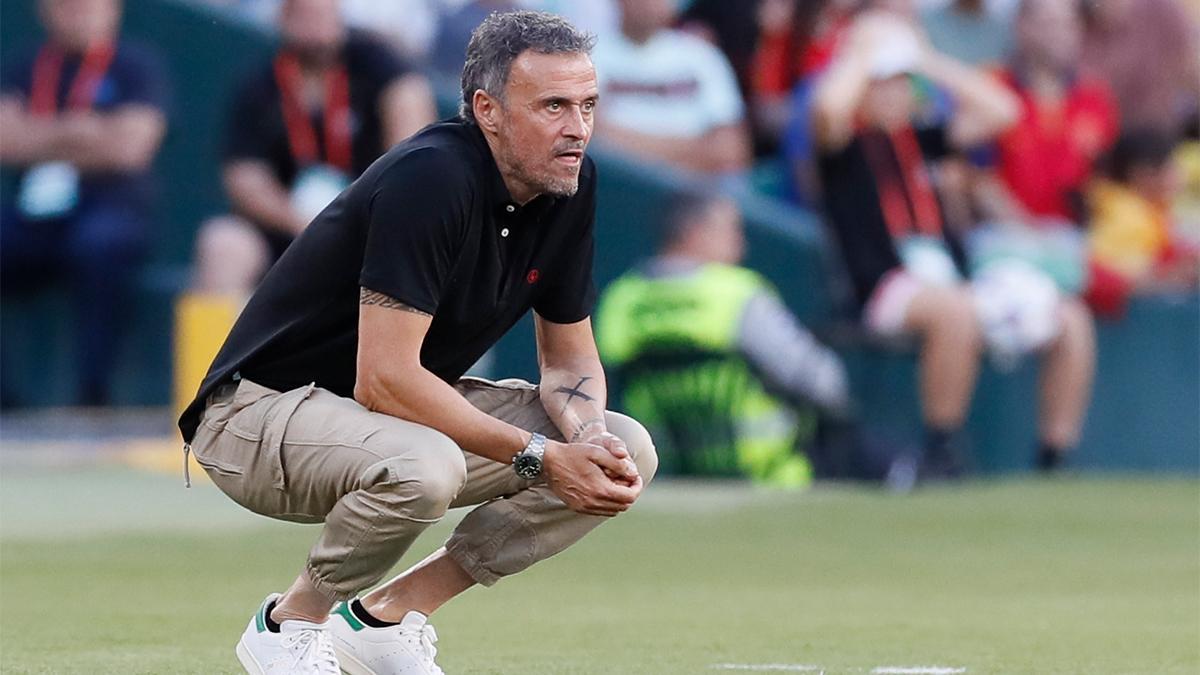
[331,643,375,675]
[236,638,265,675]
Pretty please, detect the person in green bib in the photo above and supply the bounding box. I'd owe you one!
[595,193,850,487]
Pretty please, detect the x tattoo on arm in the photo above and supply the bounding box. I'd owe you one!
[555,376,596,415]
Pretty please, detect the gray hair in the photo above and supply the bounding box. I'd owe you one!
[459,10,596,124]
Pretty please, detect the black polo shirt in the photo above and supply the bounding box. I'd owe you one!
[179,119,598,443]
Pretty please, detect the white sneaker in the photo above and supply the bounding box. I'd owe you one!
[329,601,445,675]
[236,593,341,675]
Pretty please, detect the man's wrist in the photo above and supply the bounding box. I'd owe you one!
[569,417,607,443]
[512,432,547,479]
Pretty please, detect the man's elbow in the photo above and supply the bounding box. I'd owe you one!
[354,361,423,418]
[353,367,392,412]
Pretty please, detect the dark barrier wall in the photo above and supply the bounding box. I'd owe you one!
[2,0,1196,473]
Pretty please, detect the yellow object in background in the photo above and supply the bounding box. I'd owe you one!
[173,292,241,419]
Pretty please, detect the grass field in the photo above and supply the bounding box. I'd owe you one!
[0,462,1197,674]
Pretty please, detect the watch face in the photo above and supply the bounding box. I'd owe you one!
[515,453,542,479]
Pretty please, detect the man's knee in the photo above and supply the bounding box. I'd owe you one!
[363,427,467,520]
[909,286,982,345]
[604,411,658,483]
[1055,297,1095,346]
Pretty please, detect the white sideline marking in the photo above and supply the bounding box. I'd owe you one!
[873,662,964,667]
[710,665,824,672]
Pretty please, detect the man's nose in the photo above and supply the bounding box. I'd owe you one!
[562,106,590,141]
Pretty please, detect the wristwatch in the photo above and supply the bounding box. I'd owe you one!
[512,432,547,479]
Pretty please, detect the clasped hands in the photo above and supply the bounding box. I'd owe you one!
[542,428,643,518]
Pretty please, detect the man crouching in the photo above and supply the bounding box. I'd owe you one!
[178,11,657,674]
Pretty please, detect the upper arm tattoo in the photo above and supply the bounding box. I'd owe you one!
[359,287,432,317]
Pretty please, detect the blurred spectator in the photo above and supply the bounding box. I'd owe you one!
[341,0,440,66]
[679,0,765,122]
[921,0,1012,66]
[591,0,751,176]
[1085,130,1200,316]
[776,0,861,203]
[192,0,436,295]
[595,193,850,487]
[1082,0,1199,140]
[0,0,170,406]
[812,11,1096,473]
[984,0,1118,225]
[432,0,519,81]
[519,0,618,37]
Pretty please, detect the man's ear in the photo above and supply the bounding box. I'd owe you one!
[473,90,502,135]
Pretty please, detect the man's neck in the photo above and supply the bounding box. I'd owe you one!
[481,130,540,206]
[1027,64,1069,101]
[51,35,111,55]
[620,22,659,46]
[954,0,986,15]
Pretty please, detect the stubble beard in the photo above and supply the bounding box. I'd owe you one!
[499,140,580,199]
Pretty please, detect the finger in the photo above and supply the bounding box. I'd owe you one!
[601,435,630,459]
[587,446,629,475]
[589,446,638,480]
[601,481,640,506]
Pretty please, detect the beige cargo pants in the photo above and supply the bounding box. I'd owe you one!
[189,377,658,601]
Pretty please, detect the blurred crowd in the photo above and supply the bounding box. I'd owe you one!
[2,0,1197,484]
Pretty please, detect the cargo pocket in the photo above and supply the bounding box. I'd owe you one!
[259,382,317,491]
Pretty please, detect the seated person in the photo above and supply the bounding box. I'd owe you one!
[590,0,751,176]
[0,0,169,406]
[811,10,1096,473]
[595,194,850,487]
[193,0,436,296]
[983,0,1118,227]
[1086,129,1200,317]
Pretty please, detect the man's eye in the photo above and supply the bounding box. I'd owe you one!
[548,102,561,112]
[582,101,595,113]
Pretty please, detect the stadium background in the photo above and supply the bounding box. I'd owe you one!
[0,0,1195,471]
[0,1,1197,673]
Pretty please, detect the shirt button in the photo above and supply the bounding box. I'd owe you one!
[501,228,510,237]
[505,205,515,213]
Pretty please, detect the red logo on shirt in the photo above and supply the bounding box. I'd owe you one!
[526,269,540,284]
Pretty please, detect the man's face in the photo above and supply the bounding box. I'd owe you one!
[1017,0,1083,70]
[492,51,598,199]
[862,75,916,130]
[280,0,345,64]
[619,0,677,35]
[39,0,120,51]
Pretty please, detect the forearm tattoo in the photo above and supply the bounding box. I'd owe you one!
[359,288,431,317]
[555,376,596,415]
[569,417,606,442]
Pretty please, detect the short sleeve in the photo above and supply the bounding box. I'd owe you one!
[695,41,746,131]
[534,184,597,324]
[359,149,470,314]
[222,72,275,164]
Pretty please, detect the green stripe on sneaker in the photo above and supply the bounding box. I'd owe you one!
[334,601,365,632]
[255,600,268,633]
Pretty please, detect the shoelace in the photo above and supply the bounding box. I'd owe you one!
[397,623,442,672]
[281,628,340,674]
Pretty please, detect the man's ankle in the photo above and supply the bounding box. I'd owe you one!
[271,596,333,625]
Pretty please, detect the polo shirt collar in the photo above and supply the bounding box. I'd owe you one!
[466,119,558,219]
